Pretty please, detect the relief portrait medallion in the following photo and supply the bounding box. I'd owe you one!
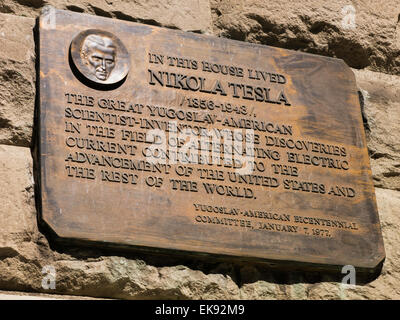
[70,29,130,85]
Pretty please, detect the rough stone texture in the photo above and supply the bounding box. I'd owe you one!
[0,144,400,299]
[0,0,212,33]
[354,69,400,191]
[0,1,399,300]
[0,145,35,249]
[0,13,35,147]
[211,0,400,75]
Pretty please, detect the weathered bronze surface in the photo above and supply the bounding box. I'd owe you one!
[38,9,385,272]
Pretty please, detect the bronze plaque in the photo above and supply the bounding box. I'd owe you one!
[38,9,385,272]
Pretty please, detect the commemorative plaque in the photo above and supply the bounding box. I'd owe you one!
[38,8,385,273]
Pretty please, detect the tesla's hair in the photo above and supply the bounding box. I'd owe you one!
[81,35,116,59]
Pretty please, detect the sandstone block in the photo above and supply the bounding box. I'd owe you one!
[211,0,400,75]
[354,69,400,191]
[0,0,212,33]
[0,14,35,147]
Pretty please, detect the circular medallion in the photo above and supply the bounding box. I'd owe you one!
[70,29,130,85]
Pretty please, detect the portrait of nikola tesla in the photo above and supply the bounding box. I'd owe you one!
[70,29,130,85]
[80,34,117,81]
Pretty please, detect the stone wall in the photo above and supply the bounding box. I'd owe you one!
[0,0,399,299]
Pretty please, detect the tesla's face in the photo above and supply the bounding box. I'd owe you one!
[82,36,116,81]
[86,45,115,80]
